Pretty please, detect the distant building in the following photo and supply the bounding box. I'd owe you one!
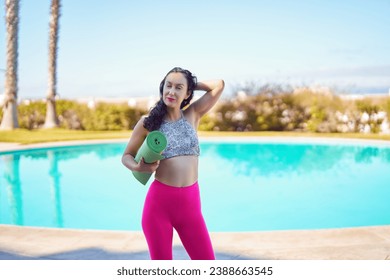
[293,85,333,95]
[339,93,389,100]
[73,96,167,111]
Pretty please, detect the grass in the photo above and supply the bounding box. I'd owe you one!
[0,129,390,144]
[0,129,131,144]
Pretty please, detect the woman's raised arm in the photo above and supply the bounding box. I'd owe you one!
[190,79,225,121]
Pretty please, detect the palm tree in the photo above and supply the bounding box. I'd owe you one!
[44,0,61,128]
[0,0,20,130]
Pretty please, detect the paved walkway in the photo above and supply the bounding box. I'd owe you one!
[1,225,389,260]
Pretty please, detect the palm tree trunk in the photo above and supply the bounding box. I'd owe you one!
[0,0,20,130]
[44,0,61,128]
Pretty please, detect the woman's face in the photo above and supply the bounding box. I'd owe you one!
[162,72,189,108]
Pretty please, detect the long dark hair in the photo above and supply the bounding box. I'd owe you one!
[143,67,197,131]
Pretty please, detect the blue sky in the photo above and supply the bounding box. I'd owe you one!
[0,0,389,99]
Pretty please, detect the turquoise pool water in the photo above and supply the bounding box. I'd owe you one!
[1,139,390,232]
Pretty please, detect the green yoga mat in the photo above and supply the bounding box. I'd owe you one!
[132,131,168,185]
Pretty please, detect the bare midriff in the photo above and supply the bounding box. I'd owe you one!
[155,155,199,187]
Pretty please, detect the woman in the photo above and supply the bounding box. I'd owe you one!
[122,67,224,260]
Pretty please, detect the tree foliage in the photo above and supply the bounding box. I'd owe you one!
[1,86,389,133]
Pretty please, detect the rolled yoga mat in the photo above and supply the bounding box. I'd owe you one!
[132,131,168,185]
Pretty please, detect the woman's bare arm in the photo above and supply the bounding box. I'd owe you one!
[121,116,160,173]
[188,79,225,123]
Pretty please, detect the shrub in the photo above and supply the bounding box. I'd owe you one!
[18,101,46,129]
[81,103,145,131]
[0,99,147,130]
[1,90,389,134]
[200,85,390,134]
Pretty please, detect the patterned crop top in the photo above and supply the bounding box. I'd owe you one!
[158,111,200,159]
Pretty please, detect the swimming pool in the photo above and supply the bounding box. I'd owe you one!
[1,138,390,232]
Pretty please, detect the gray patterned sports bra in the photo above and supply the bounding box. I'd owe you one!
[158,110,200,159]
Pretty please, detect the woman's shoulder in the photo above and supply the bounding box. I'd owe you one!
[133,116,149,135]
[135,115,147,128]
[139,115,147,122]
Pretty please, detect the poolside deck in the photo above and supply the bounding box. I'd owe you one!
[1,224,389,260]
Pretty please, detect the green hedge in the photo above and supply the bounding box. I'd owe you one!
[205,88,389,133]
[1,100,147,131]
[1,89,390,133]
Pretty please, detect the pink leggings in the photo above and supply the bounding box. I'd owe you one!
[142,179,215,260]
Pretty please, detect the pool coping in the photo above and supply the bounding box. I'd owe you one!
[1,135,390,153]
[1,137,390,260]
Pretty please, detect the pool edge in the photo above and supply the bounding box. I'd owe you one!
[2,136,390,153]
